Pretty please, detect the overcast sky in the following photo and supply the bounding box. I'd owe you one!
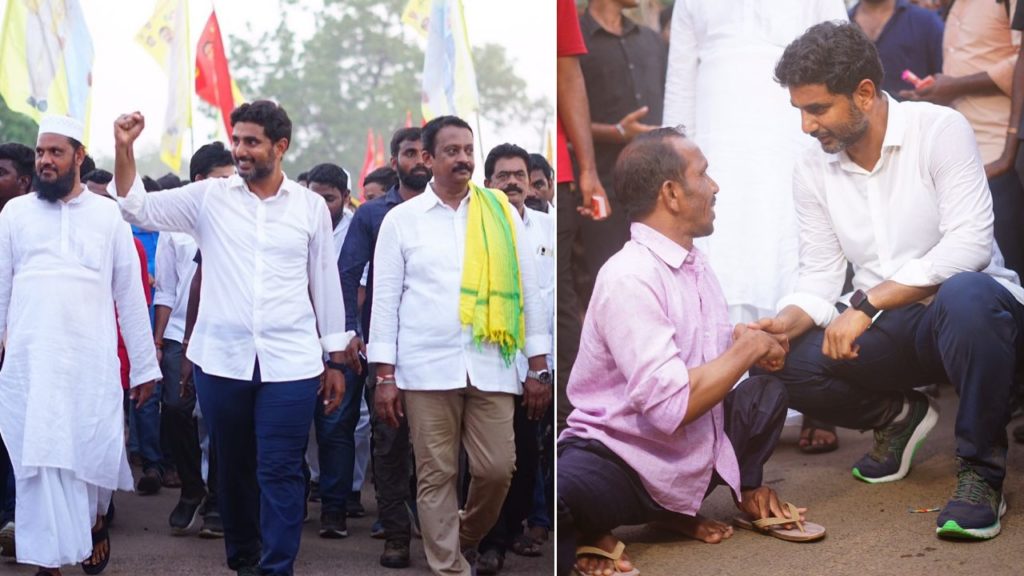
[0,0,555,166]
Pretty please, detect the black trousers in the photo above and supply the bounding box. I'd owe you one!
[160,339,206,501]
[769,272,1024,491]
[991,167,1024,279]
[367,374,415,543]
[556,376,788,576]
[557,183,581,435]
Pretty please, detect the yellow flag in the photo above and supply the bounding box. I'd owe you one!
[0,0,95,138]
[136,0,191,173]
[420,0,479,122]
[545,128,553,166]
[401,0,431,38]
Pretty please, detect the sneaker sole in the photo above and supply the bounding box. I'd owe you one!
[852,397,939,484]
[198,528,224,539]
[319,528,349,539]
[0,527,14,558]
[169,502,204,536]
[937,498,1007,540]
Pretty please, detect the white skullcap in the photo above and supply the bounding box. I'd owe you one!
[38,115,85,143]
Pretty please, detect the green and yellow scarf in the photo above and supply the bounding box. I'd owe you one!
[459,182,525,366]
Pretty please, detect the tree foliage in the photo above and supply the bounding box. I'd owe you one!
[0,96,38,146]
[229,0,549,177]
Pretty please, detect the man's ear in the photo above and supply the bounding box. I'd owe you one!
[274,138,290,157]
[854,78,877,110]
[660,179,680,212]
[422,149,434,170]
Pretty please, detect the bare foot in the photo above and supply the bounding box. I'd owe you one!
[575,533,634,576]
[86,515,108,567]
[652,514,734,543]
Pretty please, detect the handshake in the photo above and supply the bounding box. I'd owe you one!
[733,318,789,372]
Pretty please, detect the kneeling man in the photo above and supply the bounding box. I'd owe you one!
[557,127,824,576]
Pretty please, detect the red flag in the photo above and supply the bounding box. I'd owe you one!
[195,11,237,138]
[405,109,413,128]
[356,128,376,203]
[375,133,386,168]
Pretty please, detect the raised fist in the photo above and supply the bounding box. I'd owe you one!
[114,112,145,147]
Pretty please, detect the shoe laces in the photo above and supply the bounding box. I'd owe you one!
[868,427,893,462]
[952,463,995,506]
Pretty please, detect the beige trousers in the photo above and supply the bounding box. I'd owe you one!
[405,385,516,576]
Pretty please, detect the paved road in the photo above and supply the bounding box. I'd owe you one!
[2,479,554,575]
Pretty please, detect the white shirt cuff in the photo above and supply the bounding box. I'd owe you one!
[889,258,940,287]
[110,174,147,219]
[320,331,355,354]
[777,292,839,328]
[129,366,163,388]
[524,334,553,361]
[366,341,397,365]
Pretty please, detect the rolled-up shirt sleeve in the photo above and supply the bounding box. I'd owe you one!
[111,174,207,234]
[593,272,690,437]
[890,114,995,287]
[367,212,404,365]
[152,234,177,309]
[777,163,846,327]
[308,200,354,353]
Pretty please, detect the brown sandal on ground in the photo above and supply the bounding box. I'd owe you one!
[734,502,827,542]
[799,418,839,454]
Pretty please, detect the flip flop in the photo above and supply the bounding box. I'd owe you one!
[81,520,110,574]
[799,420,839,454]
[734,502,826,542]
[573,541,640,576]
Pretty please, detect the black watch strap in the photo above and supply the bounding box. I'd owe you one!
[851,289,881,320]
[325,359,346,371]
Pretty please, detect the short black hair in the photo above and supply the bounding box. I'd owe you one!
[422,115,473,156]
[774,21,884,96]
[613,126,689,222]
[83,169,113,185]
[296,171,309,183]
[142,176,162,192]
[307,163,349,193]
[157,172,183,190]
[190,141,234,182]
[230,100,292,144]
[79,154,96,179]
[484,143,530,180]
[0,142,35,178]
[528,153,553,182]
[363,166,397,190]
[390,127,423,157]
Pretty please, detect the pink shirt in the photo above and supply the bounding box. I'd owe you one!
[561,223,741,515]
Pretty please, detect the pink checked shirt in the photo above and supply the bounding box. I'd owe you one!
[561,223,741,515]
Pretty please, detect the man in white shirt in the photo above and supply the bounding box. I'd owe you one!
[0,116,160,575]
[760,22,1024,541]
[153,142,235,537]
[475,143,555,573]
[369,116,551,576]
[111,101,355,576]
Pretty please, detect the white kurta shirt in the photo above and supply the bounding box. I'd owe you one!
[367,185,551,394]
[779,97,1024,327]
[115,174,353,382]
[515,207,555,380]
[663,0,848,320]
[153,231,198,343]
[0,191,160,491]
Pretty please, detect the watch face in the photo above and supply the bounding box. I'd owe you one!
[851,290,866,308]
[538,371,552,385]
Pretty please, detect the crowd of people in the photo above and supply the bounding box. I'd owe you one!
[558,1,1024,575]
[0,99,555,576]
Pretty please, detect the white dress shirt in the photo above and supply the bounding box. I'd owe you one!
[779,96,1024,327]
[367,185,551,394]
[115,174,353,382]
[515,207,555,380]
[333,207,353,259]
[153,231,198,343]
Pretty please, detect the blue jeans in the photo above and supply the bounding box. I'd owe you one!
[314,364,365,515]
[131,378,164,473]
[768,272,1024,490]
[194,362,318,576]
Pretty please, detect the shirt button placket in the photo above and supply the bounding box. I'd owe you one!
[254,201,266,352]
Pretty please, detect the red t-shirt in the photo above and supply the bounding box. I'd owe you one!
[118,237,152,389]
[557,0,587,184]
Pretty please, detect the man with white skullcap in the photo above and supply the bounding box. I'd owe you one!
[0,115,159,575]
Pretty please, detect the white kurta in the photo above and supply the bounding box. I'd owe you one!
[0,190,161,492]
[663,0,848,322]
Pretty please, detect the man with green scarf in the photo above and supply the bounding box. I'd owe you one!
[368,115,551,576]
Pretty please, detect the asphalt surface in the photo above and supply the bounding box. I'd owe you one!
[1,480,554,575]
[613,387,1024,576]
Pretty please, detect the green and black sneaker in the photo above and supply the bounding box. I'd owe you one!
[937,459,1006,540]
[851,391,938,483]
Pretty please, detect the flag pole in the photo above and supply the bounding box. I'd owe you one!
[474,110,484,161]
[186,0,195,173]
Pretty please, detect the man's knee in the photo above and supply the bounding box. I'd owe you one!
[934,272,1011,326]
[471,454,515,491]
[733,376,789,419]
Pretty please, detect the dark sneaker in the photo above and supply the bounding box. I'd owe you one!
[370,519,386,539]
[476,548,505,575]
[199,511,225,539]
[236,564,261,576]
[937,460,1007,540]
[319,510,348,539]
[0,520,14,557]
[169,496,205,535]
[852,392,938,483]
[380,539,411,569]
[137,468,162,495]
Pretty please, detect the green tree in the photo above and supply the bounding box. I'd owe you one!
[229,0,550,182]
[0,96,38,146]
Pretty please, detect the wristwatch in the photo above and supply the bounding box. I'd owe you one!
[526,369,552,385]
[850,289,882,323]
[325,359,347,372]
